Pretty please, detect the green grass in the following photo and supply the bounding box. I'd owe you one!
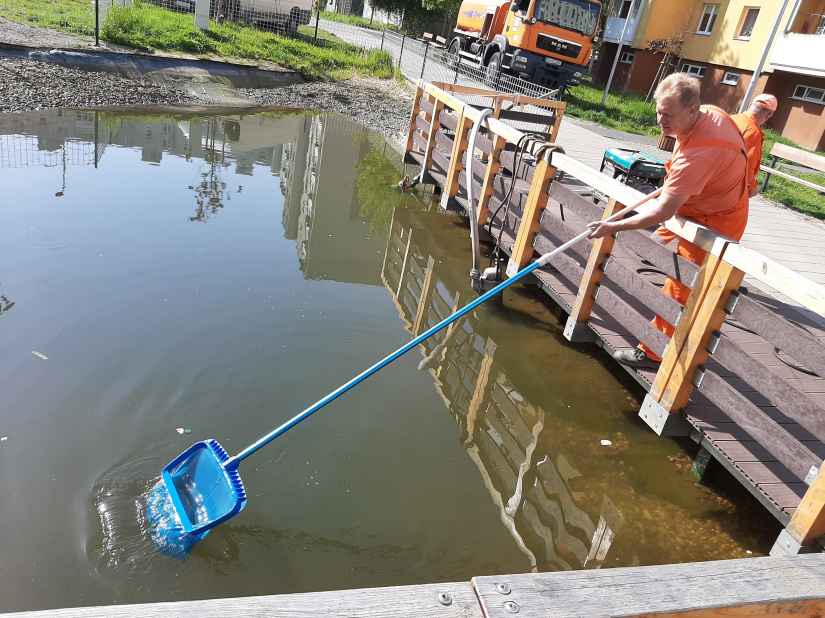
[565,80,659,137]
[0,0,97,37]
[101,1,395,78]
[319,10,397,32]
[758,130,825,219]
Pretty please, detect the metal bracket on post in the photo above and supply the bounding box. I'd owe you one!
[638,394,692,436]
[769,528,822,556]
[563,316,597,343]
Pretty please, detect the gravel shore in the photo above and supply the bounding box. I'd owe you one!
[0,20,415,146]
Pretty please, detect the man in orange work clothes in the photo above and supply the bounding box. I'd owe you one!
[587,72,749,370]
[732,94,777,198]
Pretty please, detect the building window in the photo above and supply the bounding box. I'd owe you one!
[793,85,825,104]
[735,7,759,39]
[618,0,632,18]
[697,4,719,34]
[682,64,707,78]
[619,51,635,64]
[721,71,740,86]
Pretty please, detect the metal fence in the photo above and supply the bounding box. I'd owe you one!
[0,0,557,99]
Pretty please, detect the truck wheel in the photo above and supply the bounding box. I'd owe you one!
[447,38,462,70]
[485,52,502,88]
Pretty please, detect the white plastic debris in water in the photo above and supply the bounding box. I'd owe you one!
[176,428,185,434]
[32,351,48,360]
[600,439,613,446]
[1,437,7,441]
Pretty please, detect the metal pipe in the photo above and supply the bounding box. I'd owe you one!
[738,0,792,113]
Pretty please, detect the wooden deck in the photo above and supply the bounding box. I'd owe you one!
[7,554,825,616]
[403,81,825,553]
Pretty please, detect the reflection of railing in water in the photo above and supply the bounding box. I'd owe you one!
[381,208,624,572]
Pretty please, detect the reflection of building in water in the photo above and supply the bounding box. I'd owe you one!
[0,109,301,176]
[382,207,625,572]
[279,114,384,285]
[2,108,388,283]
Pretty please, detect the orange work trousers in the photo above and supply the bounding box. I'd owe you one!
[639,201,749,361]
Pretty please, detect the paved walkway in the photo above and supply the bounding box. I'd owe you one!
[555,116,825,324]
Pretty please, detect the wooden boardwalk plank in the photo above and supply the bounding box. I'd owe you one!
[473,554,825,617]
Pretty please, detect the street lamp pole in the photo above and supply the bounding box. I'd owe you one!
[738,0,792,113]
[602,0,637,106]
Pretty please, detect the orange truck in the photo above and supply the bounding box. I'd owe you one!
[448,0,601,92]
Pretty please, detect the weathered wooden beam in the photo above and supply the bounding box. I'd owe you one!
[473,554,825,617]
[723,243,825,319]
[564,198,620,342]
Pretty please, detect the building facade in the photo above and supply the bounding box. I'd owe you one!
[594,0,825,151]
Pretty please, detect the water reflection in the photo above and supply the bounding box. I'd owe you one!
[382,207,770,572]
[0,107,775,613]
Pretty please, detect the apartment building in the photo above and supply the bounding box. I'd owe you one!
[594,0,825,151]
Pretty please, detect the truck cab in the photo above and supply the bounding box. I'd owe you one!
[452,0,601,91]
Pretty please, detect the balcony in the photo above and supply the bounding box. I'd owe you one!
[602,15,639,45]
[770,33,825,78]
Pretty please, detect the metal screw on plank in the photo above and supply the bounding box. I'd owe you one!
[495,583,511,595]
[504,600,520,613]
[436,592,452,606]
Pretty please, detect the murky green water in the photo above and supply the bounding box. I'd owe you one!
[0,108,779,612]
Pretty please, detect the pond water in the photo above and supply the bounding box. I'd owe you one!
[0,108,780,612]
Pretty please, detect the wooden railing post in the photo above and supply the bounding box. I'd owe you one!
[640,239,744,435]
[476,131,506,226]
[772,462,825,555]
[404,84,425,160]
[563,198,620,343]
[505,149,557,277]
[440,112,474,208]
[422,98,444,183]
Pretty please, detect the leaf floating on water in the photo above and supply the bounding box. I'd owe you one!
[32,351,48,360]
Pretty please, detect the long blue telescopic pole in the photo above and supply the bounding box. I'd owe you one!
[230,185,664,466]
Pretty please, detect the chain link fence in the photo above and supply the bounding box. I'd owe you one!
[0,0,557,99]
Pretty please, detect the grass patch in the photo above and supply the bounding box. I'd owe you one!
[319,10,396,32]
[0,0,97,37]
[758,130,825,219]
[565,80,659,137]
[102,0,395,78]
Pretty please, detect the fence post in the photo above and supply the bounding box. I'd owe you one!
[398,33,405,69]
[440,110,473,208]
[563,198,621,343]
[380,28,386,52]
[640,240,744,436]
[313,4,320,44]
[94,0,99,46]
[505,149,556,276]
[420,42,429,79]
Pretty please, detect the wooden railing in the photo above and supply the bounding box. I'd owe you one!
[405,81,825,554]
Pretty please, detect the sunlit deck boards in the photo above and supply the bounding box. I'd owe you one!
[403,81,825,546]
[10,554,825,616]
